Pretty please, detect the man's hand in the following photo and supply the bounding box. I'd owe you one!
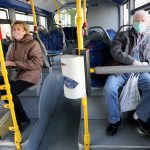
[142,62,148,65]
[132,60,148,65]
[5,61,16,67]
[132,60,143,65]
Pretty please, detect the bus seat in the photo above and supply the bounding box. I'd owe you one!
[38,27,49,50]
[63,27,73,43]
[47,26,66,56]
[85,29,112,87]
[106,29,116,42]
[18,74,43,118]
[19,74,42,97]
[2,35,11,57]
[33,32,50,69]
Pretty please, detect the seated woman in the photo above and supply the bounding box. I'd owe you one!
[1,20,43,132]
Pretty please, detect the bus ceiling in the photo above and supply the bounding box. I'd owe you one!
[0,0,50,16]
[0,0,129,15]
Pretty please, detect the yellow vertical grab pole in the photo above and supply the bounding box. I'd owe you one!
[27,0,38,33]
[83,0,88,35]
[52,0,61,25]
[83,0,87,24]
[0,27,22,150]
[82,96,90,150]
[76,0,90,150]
[76,0,84,55]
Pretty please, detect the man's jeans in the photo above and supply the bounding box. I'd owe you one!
[104,73,150,124]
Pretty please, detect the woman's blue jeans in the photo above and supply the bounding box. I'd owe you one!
[104,73,150,124]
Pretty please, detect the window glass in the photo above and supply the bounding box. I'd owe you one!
[15,11,33,22]
[146,11,150,33]
[39,16,46,28]
[0,8,9,19]
[0,24,11,37]
[123,3,129,25]
[29,25,34,32]
[135,0,150,8]
[54,8,76,27]
[0,8,10,36]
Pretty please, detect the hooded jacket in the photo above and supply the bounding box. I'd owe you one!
[111,28,150,65]
[6,34,43,84]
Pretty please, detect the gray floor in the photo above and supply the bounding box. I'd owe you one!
[38,93,81,150]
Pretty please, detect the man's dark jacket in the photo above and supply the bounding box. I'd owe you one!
[111,28,150,65]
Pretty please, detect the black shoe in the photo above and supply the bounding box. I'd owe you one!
[106,121,121,136]
[136,119,150,137]
[19,118,30,133]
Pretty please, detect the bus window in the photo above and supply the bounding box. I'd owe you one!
[0,8,9,19]
[39,16,46,28]
[1,24,11,36]
[15,11,33,22]
[15,11,34,31]
[135,0,150,8]
[123,3,129,31]
[54,8,76,27]
[0,8,11,36]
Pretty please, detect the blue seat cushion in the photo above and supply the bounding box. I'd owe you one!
[47,30,64,54]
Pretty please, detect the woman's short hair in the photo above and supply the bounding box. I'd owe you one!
[11,20,30,39]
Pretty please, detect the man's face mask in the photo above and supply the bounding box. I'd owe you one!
[133,22,147,33]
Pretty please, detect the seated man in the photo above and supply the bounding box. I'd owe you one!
[104,10,150,136]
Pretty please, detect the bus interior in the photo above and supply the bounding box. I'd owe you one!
[0,0,150,150]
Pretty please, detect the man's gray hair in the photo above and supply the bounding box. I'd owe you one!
[133,10,149,21]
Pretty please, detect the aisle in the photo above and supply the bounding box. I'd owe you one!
[39,93,81,150]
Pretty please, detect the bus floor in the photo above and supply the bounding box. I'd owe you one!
[38,91,81,150]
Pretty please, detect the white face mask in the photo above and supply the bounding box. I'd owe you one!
[12,25,26,40]
[13,32,25,40]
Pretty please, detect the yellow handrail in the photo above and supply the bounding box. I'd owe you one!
[83,0,87,24]
[52,0,61,25]
[76,0,84,54]
[27,0,38,33]
[0,26,22,150]
[76,0,90,150]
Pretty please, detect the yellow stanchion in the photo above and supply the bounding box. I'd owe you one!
[83,0,87,24]
[76,0,90,149]
[76,0,84,55]
[82,96,90,150]
[52,0,61,25]
[27,0,38,33]
[0,26,22,150]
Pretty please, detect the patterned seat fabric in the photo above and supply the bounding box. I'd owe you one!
[47,29,64,55]
[85,30,113,87]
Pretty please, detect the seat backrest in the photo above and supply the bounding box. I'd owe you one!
[38,26,49,50]
[85,27,112,87]
[2,35,11,57]
[33,32,50,68]
[47,25,66,55]
[106,29,116,42]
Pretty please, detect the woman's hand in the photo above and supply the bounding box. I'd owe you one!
[5,61,16,67]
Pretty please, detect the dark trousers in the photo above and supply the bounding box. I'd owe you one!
[0,76,33,124]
